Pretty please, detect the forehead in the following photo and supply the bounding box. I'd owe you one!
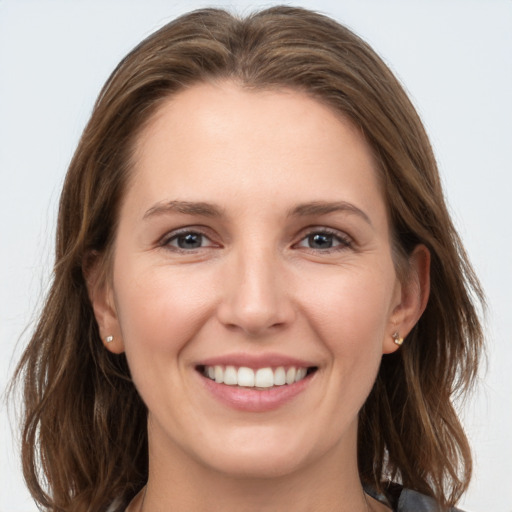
[126,81,386,224]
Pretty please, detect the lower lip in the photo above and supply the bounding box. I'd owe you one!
[199,372,314,412]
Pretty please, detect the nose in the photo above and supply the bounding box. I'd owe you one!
[216,248,295,337]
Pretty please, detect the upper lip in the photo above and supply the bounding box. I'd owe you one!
[196,352,317,369]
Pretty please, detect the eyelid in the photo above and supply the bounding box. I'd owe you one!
[159,226,220,250]
[294,226,353,250]
[156,225,352,253]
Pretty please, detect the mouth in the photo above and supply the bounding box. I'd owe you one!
[196,364,318,390]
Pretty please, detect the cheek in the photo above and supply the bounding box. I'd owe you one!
[112,262,215,360]
[297,258,397,412]
[300,262,396,350]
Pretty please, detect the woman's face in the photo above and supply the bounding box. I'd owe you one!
[97,82,420,479]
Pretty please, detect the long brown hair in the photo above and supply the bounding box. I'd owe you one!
[12,6,484,511]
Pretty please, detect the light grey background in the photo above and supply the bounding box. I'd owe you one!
[1,1,511,511]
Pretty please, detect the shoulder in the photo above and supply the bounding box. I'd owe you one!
[364,483,466,512]
[396,487,465,512]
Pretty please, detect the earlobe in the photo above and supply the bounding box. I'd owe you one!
[383,244,431,354]
[83,252,125,354]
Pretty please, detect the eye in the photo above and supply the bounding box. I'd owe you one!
[164,231,215,250]
[296,230,351,251]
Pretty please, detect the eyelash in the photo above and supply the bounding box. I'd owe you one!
[294,227,353,253]
[159,227,353,253]
[159,228,217,252]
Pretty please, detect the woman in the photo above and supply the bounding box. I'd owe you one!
[13,6,484,512]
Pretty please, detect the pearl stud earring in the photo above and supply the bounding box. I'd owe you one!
[392,332,404,346]
[105,335,114,343]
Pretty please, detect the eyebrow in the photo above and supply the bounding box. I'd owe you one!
[288,201,372,226]
[143,200,224,220]
[142,199,371,226]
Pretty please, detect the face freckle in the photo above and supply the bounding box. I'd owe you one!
[106,81,404,480]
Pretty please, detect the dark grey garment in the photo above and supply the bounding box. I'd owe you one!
[364,483,465,512]
[109,484,466,511]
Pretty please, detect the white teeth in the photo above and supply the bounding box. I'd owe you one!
[237,367,255,387]
[295,367,307,382]
[203,365,311,388]
[255,368,274,388]
[224,365,238,385]
[274,366,286,385]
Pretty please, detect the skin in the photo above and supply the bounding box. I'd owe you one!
[90,81,429,512]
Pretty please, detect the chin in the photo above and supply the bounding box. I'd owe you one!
[193,425,327,480]
[206,447,309,480]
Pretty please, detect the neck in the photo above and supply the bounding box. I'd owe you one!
[142,420,369,512]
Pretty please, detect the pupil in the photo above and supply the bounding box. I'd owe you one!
[178,233,202,249]
[309,233,333,249]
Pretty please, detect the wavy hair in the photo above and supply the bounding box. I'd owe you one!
[12,6,484,511]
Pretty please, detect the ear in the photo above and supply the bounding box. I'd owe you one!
[83,251,125,354]
[383,244,430,354]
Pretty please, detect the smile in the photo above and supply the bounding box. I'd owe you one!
[200,365,315,389]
